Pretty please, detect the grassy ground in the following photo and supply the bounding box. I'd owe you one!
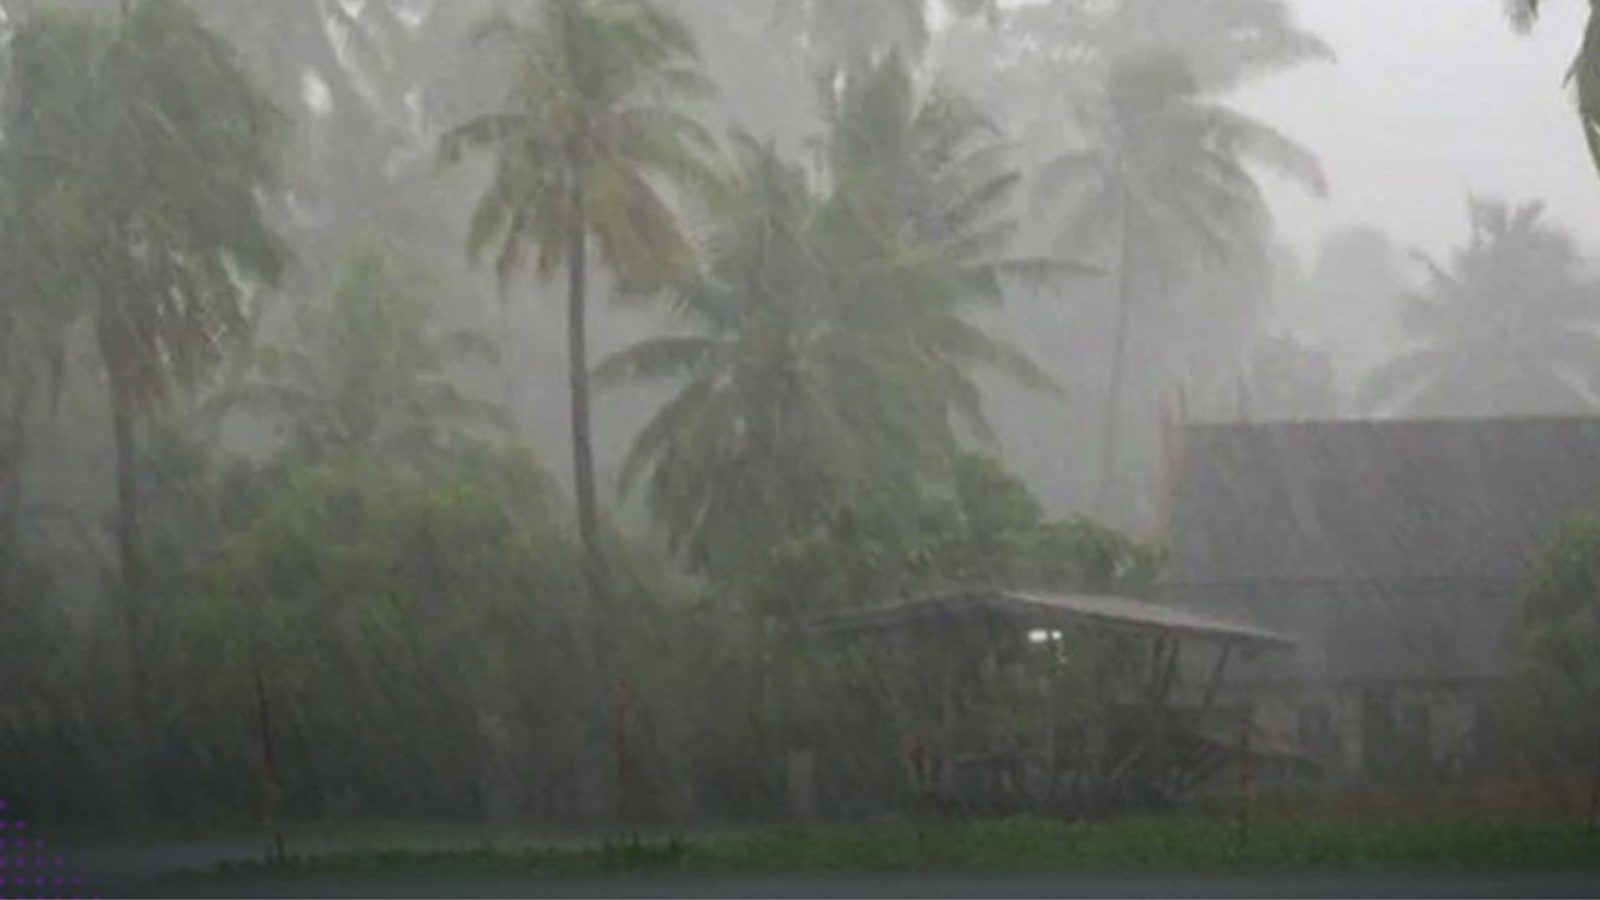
[152,817,1600,891]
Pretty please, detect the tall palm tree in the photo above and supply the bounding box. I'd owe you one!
[440,0,718,599]
[818,55,1066,477]
[0,199,66,604]
[1039,50,1325,514]
[594,137,847,573]
[2,1,286,655]
[1361,198,1600,417]
[599,60,1063,582]
[1509,0,1600,179]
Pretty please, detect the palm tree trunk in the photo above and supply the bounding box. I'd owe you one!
[565,174,633,824]
[566,177,606,606]
[499,299,522,438]
[97,312,149,692]
[1095,208,1135,517]
[0,369,34,604]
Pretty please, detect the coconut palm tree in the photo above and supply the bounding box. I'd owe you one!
[598,60,1063,579]
[818,55,1066,472]
[2,1,286,654]
[1361,198,1600,417]
[593,137,847,573]
[0,200,66,604]
[439,0,718,599]
[1038,49,1325,514]
[1509,0,1600,179]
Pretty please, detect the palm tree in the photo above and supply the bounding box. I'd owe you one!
[1509,0,1600,179]
[594,137,846,573]
[818,55,1066,477]
[235,242,502,464]
[440,0,718,599]
[599,60,1063,582]
[1361,198,1600,417]
[2,1,286,656]
[0,208,63,604]
[1039,49,1325,514]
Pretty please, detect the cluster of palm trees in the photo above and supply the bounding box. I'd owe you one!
[0,2,285,686]
[438,0,1328,587]
[1361,198,1600,417]
[0,0,1332,643]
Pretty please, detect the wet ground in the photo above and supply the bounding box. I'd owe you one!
[64,829,1600,899]
[130,869,1600,899]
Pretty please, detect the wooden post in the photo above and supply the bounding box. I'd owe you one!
[1042,671,1058,812]
[1200,642,1233,717]
[1237,720,1253,848]
[612,675,635,832]
[934,646,947,800]
[252,663,286,865]
[1586,730,1600,839]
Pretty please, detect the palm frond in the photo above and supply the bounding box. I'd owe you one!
[592,334,717,388]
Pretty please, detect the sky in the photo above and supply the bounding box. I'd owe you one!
[1232,0,1600,265]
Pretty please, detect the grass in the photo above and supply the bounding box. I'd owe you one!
[160,817,1600,887]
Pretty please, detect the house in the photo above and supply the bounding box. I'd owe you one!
[1161,417,1600,783]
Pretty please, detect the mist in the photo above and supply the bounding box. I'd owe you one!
[3,1,1600,896]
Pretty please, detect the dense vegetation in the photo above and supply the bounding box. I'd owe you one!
[0,0,1597,840]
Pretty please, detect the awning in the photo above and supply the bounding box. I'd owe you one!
[804,588,1297,649]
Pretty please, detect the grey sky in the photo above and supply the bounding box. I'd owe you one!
[1233,0,1600,264]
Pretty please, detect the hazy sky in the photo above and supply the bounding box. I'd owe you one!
[1234,0,1600,266]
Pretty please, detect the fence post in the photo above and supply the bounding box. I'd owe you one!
[1237,721,1253,849]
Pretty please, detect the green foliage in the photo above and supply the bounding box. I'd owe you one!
[1515,511,1600,766]
[4,0,288,407]
[599,57,1067,588]
[181,447,593,818]
[440,0,718,292]
[237,240,502,463]
[162,818,1600,889]
[441,0,721,588]
[742,452,1166,618]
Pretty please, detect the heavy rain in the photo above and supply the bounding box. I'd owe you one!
[1,1,1599,897]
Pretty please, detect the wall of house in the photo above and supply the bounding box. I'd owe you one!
[1226,681,1491,785]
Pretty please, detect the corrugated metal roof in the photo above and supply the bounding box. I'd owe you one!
[805,589,1297,648]
[1167,417,1600,584]
[1163,417,1600,682]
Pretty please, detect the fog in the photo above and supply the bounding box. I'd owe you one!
[1237,0,1600,260]
[3,1,1600,895]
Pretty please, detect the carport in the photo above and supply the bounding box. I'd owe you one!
[800,589,1298,816]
